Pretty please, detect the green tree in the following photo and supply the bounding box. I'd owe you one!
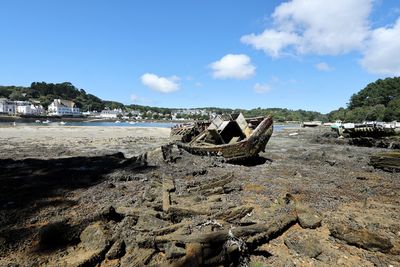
[384,97,400,121]
[349,77,400,109]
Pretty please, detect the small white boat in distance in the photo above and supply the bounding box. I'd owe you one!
[302,121,322,127]
[12,122,17,126]
[115,120,121,123]
[129,121,136,124]
[35,120,41,123]
[42,120,51,124]
[59,121,66,125]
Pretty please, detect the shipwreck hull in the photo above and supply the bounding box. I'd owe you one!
[345,127,396,138]
[175,117,273,161]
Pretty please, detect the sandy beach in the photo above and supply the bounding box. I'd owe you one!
[0,125,399,266]
[0,125,171,159]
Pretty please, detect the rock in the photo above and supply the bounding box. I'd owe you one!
[80,222,111,251]
[165,242,186,259]
[284,231,323,258]
[135,213,169,231]
[298,211,322,229]
[102,206,124,222]
[296,205,322,229]
[106,240,125,260]
[330,224,393,253]
[58,222,112,267]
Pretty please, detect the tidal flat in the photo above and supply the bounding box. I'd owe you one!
[0,126,399,266]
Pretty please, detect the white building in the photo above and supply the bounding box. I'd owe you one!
[0,98,17,114]
[48,99,81,116]
[100,109,122,118]
[82,111,101,117]
[16,104,45,115]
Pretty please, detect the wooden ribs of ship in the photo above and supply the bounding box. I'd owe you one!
[170,113,273,161]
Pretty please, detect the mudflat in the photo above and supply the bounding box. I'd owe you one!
[0,126,399,266]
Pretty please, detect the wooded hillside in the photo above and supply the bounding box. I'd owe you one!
[329,77,400,122]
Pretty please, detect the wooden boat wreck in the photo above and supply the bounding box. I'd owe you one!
[170,113,273,161]
[335,122,398,138]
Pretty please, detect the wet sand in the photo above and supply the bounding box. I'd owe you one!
[0,125,171,159]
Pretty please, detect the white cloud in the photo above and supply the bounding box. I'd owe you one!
[241,0,372,57]
[241,0,400,75]
[140,73,180,93]
[315,62,333,72]
[241,30,300,58]
[361,18,400,76]
[210,54,256,80]
[253,83,272,94]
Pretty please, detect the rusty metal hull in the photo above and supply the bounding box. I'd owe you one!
[175,117,273,161]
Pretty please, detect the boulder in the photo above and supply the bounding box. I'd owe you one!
[296,205,322,229]
[330,224,393,253]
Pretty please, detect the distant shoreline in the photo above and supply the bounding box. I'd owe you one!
[0,115,191,124]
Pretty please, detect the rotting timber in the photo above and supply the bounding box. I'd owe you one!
[170,113,273,161]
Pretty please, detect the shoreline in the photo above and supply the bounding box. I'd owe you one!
[0,114,192,123]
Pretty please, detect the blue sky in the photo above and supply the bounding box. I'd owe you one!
[0,0,399,113]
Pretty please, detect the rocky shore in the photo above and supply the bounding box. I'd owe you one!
[0,126,399,266]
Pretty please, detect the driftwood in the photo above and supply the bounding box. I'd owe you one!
[140,208,297,248]
[201,187,225,196]
[166,205,213,218]
[151,221,191,236]
[188,173,234,193]
[370,152,400,172]
[162,175,175,212]
[121,248,155,266]
[213,205,254,222]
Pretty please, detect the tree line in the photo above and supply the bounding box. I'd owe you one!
[1,77,399,122]
[0,82,115,112]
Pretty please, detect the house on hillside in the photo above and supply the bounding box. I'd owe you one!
[100,109,122,119]
[15,100,44,115]
[0,98,17,114]
[48,99,81,116]
[17,104,45,115]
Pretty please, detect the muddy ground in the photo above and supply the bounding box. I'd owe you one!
[0,126,399,266]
